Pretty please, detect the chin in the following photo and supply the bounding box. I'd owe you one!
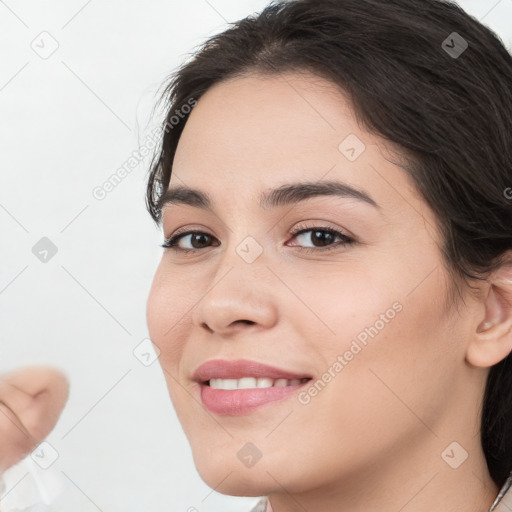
[191,451,281,497]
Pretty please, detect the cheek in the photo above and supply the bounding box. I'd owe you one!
[299,256,458,409]
[285,263,403,355]
[146,270,194,425]
[322,271,458,432]
[146,264,191,367]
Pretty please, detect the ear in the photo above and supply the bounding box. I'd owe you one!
[466,253,512,368]
[0,366,69,472]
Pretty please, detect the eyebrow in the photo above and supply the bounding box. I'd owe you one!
[157,180,379,213]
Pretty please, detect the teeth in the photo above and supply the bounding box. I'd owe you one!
[256,377,274,388]
[209,377,306,390]
[238,377,257,389]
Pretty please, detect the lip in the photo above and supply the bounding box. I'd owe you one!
[192,358,313,383]
[193,359,313,416]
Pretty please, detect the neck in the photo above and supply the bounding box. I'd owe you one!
[267,431,498,512]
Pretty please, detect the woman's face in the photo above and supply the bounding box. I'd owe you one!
[146,72,483,497]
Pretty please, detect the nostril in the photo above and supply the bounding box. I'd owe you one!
[201,322,214,333]
[228,320,256,327]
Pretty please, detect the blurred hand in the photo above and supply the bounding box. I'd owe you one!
[0,366,69,472]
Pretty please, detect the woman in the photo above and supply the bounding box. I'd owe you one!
[145,0,512,510]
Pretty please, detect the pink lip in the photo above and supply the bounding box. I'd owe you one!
[193,359,313,416]
[192,358,312,382]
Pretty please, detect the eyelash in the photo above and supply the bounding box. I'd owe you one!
[160,223,354,254]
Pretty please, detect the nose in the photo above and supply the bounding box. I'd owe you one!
[191,249,279,336]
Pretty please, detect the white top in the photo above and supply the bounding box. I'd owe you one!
[249,471,512,512]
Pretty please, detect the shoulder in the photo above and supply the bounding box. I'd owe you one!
[248,497,269,512]
[491,472,512,512]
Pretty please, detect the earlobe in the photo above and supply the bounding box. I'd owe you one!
[466,257,512,368]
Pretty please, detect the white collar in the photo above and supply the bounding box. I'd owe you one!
[489,471,512,512]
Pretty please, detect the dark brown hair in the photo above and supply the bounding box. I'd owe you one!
[146,0,512,487]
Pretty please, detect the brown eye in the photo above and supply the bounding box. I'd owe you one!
[161,231,219,252]
[288,226,354,252]
[188,233,213,249]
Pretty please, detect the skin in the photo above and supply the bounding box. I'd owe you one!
[146,71,512,512]
[0,366,69,473]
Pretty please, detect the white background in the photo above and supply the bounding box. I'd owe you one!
[1,1,511,511]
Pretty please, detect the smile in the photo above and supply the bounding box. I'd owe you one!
[209,377,310,389]
[193,359,313,415]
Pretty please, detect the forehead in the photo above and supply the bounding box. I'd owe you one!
[173,71,361,177]
[169,71,418,217]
